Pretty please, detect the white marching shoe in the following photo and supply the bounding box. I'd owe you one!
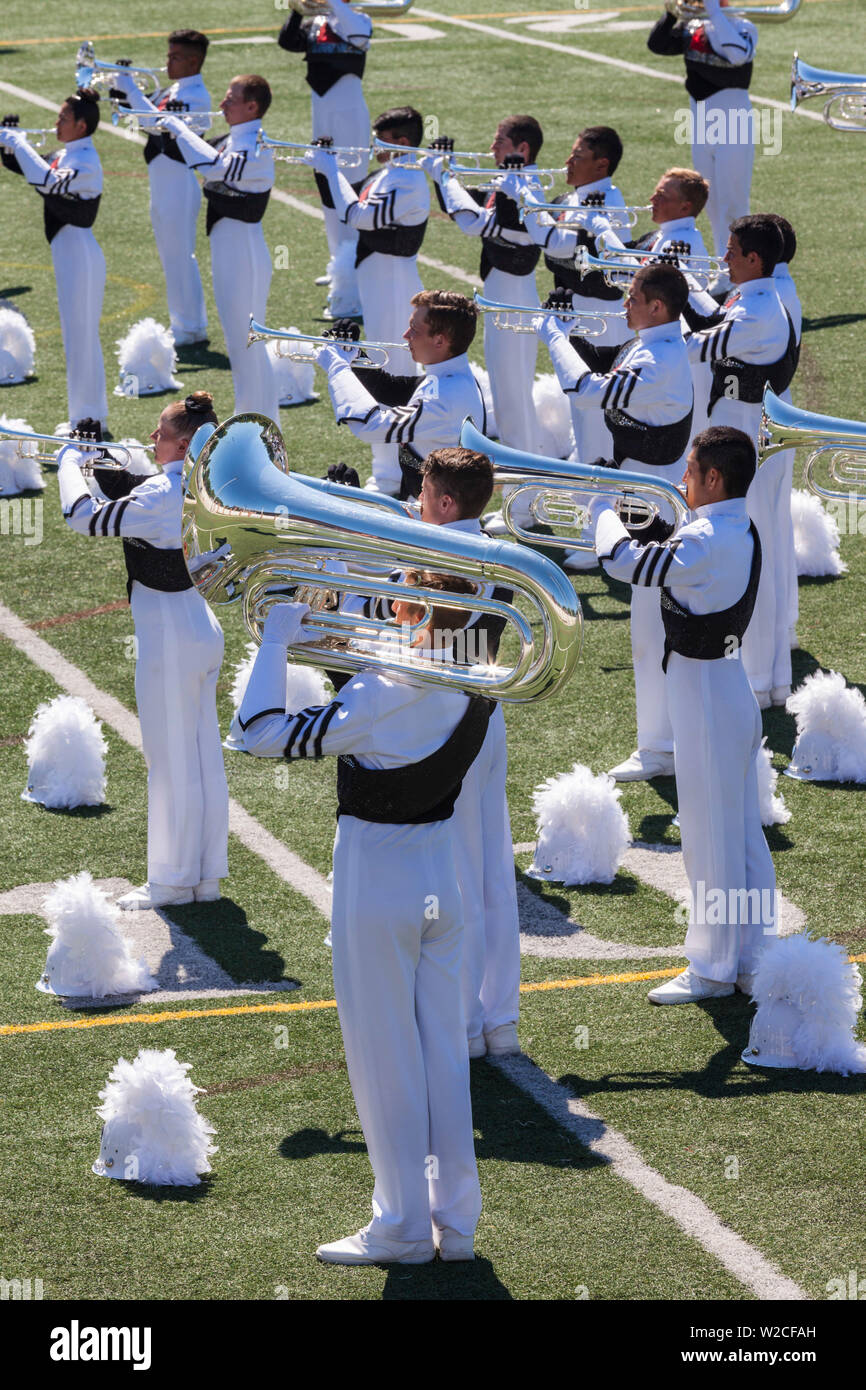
[194,880,221,903]
[316,1226,435,1265]
[484,1022,520,1057]
[771,685,792,707]
[735,971,756,996]
[608,748,675,782]
[468,1034,487,1059]
[648,968,734,1005]
[754,690,772,710]
[434,1228,476,1262]
[117,883,195,911]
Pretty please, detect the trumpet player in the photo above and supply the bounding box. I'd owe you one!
[156,75,280,422]
[0,90,108,429]
[56,393,229,911]
[536,263,693,781]
[682,214,797,707]
[314,291,487,499]
[585,166,710,267]
[648,0,757,264]
[279,0,372,318]
[312,106,430,493]
[110,29,211,346]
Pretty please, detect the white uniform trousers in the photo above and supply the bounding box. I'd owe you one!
[484,267,540,528]
[52,224,108,426]
[564,311,625,550]
[778,388,798,633]
[711,396,791,694]
[311,77,366,286]
[667,650,776,982]
[148,156,207,340]
[626,454,686,754]
[329,814,482,1243]
[452,707,521,1041]
[131,582,229,889]
[209,218,280,422]
[689,90,755,256]
[359,251,424,491]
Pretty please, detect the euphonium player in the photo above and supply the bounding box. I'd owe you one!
[56,395,229,911]
[0,90,107,429]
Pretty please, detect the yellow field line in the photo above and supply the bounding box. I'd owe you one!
[4,956,864,1037]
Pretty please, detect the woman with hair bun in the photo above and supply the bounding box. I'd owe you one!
[57,393,230,910]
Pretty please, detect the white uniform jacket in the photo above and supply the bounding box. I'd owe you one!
[161,115,274,197]
[519,176,628,259]
[112,70,211,136]
[321,349,487,454]
[0,130,102,202]
[685,277,790,379]
[543,319,693,424]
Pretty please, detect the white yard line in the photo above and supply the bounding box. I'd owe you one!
[492,1052,808,1300]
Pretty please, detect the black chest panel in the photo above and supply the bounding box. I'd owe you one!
[204,184,270,235]
[607,407,694,468]
[123,540,193,599]
[708,313,798,415]
[660,522,761,671]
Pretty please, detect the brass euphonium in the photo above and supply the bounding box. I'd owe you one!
[790,53,866,130]
[74,40,165,99]
[760,387,866,504]
[460,420,689,553]
[182,414,582,701]
[665,0,801,20]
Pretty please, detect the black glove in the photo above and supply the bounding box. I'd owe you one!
[428,135,454,153]
[325,462,361,488]
[543,288,574,313]
[324,318,361,343]
[1,114,20,127]
[71,418,103,442]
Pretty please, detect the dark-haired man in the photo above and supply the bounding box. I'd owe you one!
[313,107,430,492]
[683,214,796,707]
[536,263,693,781]
[315,290,486,499]
[158,74,279,422]
[111,30,211,346]
[0,90,107,427]
[591,426,776,1004]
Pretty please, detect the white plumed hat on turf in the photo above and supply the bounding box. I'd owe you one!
[0,304,36,385]
[267,326,319,407]
[791,489,847,579]
[36,871,156,998]
[93,1048,217,1184]
[0,414,44,494]
[470,363,497,439]
[784,670,866,783]
[23,695,107,808]
[224,642,331,751]
[528,762,630,885]
[757,737,791,826]
[533,374,574,460]
[742,934,866,1074]
[114,318,181,396]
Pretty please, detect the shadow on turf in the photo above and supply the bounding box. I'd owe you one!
[120,1176,215,1205]
[168,897,299,990]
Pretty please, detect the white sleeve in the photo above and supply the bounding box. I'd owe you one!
[596,511,712,589]
[238,644,375,758]
[326,0,373,48]
[438,174,489,238]
[6,137,101,197]
[701,1,756,64]
[520,206,579,259]
[160,116,222,170]
[544,328,590,396]
[58,452,177,544]
[110,72,161,126]
[686,311,750,366]
[343,170,428,231]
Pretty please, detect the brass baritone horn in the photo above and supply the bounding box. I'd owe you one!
[474,293,626,339]
[791,53,866,131]
[460,420,689,554]
[248,317,410,370]
[760,387,866,505]
[181,413,582,701]
[664,0,801,20]
[75,41,165,100]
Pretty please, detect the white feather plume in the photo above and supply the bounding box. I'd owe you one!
[530,762,630,885]
[38,871,156,998]
[23,695,107,808]
[94,1048,217,1185]
[0,306,36,384]
[757,737,790,825]
[267,326,318,406]
[115,318,180,395]
[786,670,866,783]
[0,414,44,493]
[791,489,847,578]
[751,934,866,1075]
[114,437,158,475]
[533,374,574,459]
[470,364,497,438]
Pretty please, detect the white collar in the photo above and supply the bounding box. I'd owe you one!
[736,276,777,298]
[162,457,184,476]
[444,516,483,534]
[693,497,749,521]
[638,321,683,344]
[425,352,469,379]
[62,136,94,152]
[169,74,204,91]
[574,175,613,198]
[227,119,261,140]
[657,216,695,235]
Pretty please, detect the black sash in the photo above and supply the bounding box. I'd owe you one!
[144,132,188,166]
[660,522,761,671]
[336,695,495,824]
[356,219,427,267]
[708,313,798,415]
[43,192,101,245]
[607,407,693,467]
[123,540,193,599]
[204,185,270,235]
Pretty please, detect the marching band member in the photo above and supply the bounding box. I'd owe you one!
[111,30,212,346]
[683,215,797,706]
[158,75,280,422]
[587,166,710,265]
[766,213,803,650]
[56,394,230,911]
[591,426,776,1003]
[237,583,487,1264]
[424,116,544,531]
[648,0,757,262]
[278,0,371,318]
[0,90,107,429]
[536,264,693,781]
[312,106,430,493]
[314,291,486,499]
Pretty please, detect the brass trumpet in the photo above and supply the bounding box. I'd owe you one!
[444,163,558,192]
[573,244,722,292]
[460,420,688,554]
[247,317,411,370]
[518,194,649,229]
[111,105,218,133]
[791,53,866,131]
[0,118,53,148]
[75,41,165,100]
[474,293,626,338]
[256,132,370,171]
[760,387,866,504]
[664,0,801,19]
[0,425,152,476]
[181,412,582,701]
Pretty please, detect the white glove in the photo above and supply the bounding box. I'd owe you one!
[496,170,524,202]
[111,69,140,96]
[158,113,185,137]
[310,146,338,175]
[517,179,546,211]
[585,211,612,239]
[417,152,445,180]
[533,312,569,342]
[0,127,20,149]
[587,493,619,527]
[315,341,360,370]
[262,601,314,647]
